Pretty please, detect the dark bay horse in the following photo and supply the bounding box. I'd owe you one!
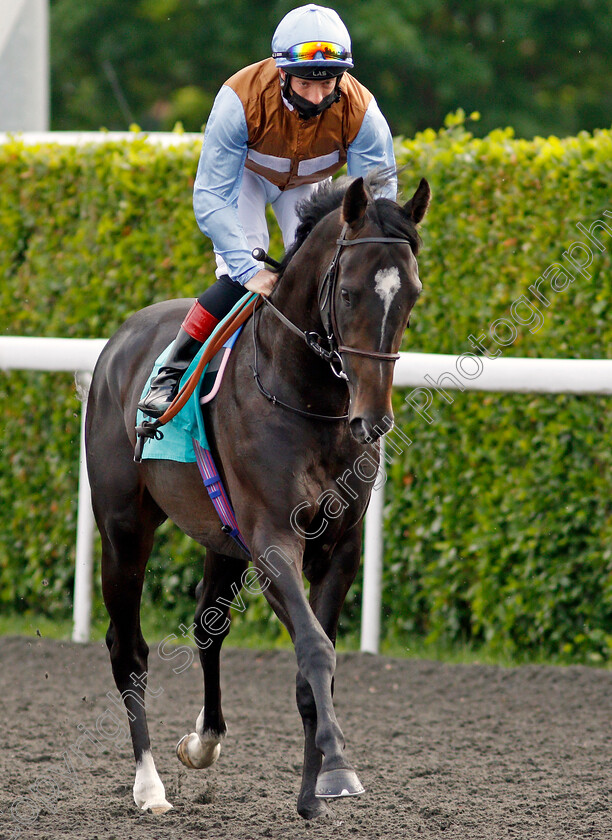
[85,174,430,820]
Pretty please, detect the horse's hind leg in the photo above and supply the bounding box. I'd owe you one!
[176,549,248,770]
[93,461,169,813]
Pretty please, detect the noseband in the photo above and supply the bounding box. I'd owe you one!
[262,222,412,382]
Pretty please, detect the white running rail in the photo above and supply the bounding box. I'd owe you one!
[2,336,611,648]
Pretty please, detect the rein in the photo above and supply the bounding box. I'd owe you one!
[250,222,412,421]
[250,307,350,421]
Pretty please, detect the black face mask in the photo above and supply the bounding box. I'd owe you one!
[282,74,342,120]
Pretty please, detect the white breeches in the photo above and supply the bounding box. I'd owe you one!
[214,169,319,278]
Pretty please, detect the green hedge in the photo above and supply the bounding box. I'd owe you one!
[1,115,611,661]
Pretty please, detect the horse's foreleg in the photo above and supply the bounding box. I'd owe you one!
[252,532,363,812]
[176,550,248,770]
[98,489,170,814]
[296,524,363,818]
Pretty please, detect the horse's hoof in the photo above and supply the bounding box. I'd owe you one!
[133,752,173,813]
[133,791,173,813]
[297,796,333,820]
[134,797,173,814]
[314,768,365,799]
[176,732,221,769]
[149,802,173,815]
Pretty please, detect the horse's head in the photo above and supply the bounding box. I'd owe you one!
[329,176,430,443]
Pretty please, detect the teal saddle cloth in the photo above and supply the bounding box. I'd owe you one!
[136,295,254,462]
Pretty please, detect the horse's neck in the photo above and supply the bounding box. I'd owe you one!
[275,243,325,326]
[258,225,324,336]
[254,231,349,413]
[270,212,342,325]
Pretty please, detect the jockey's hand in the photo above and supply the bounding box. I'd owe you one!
[244,269,278,298]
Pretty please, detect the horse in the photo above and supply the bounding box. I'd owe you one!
[85,172,430,820]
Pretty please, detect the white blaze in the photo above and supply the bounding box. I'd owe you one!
[374,266,401,347]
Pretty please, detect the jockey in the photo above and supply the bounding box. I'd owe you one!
[139,3,397,418]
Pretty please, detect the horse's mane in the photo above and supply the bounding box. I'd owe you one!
[277,169,421,277]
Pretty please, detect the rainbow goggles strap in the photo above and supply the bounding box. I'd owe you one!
[273,41,352,62]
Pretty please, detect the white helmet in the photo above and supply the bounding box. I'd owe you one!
[272,4,353,79]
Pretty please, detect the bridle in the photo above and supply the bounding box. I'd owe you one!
[251,221,413,420]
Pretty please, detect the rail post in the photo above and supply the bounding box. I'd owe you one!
[360,435,386,654]
[72,372,94,642]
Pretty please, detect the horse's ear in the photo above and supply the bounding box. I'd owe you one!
[341,177,368,228]
[404,178,431,224]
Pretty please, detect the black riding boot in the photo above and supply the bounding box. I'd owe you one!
[137,328,203,418]
[138,277,248,419]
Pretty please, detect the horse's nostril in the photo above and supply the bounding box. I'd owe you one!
[350,417,374,443]
[350,415,394,443]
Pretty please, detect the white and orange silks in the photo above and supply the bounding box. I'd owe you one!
[193,58,397,285]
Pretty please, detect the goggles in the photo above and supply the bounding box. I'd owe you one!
[273,41,352,63]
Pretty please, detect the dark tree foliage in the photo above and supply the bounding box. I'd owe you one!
[50,0,612,138]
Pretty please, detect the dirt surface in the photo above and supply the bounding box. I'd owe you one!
[0,636,610,840]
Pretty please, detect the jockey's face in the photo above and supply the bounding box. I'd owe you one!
[279,70,337,105]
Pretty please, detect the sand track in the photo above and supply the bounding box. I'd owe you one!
[0,637,610,839]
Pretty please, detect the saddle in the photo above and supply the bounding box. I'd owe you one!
[134,298,258,557]
[135,324,243,463]
[134,293,258,463]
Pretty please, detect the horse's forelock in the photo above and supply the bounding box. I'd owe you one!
[366,199,421,255]
[359,168,422,254]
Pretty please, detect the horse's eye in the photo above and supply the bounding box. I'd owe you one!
[340,289,351,306]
